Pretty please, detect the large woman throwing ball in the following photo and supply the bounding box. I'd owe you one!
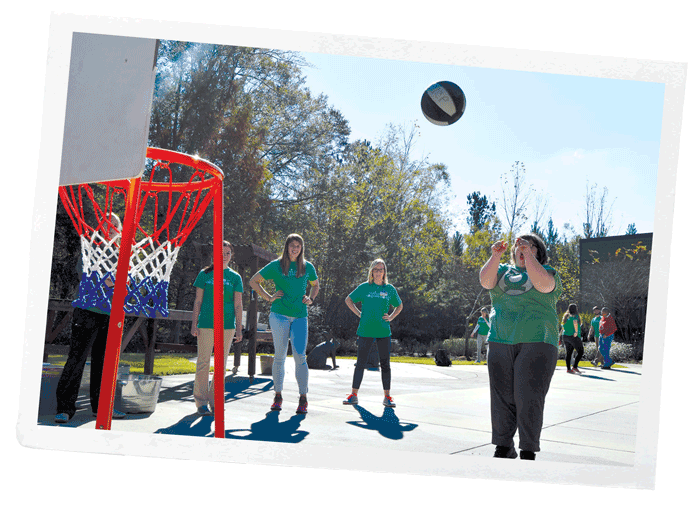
[343,259,403,408]
[479,234,562,460]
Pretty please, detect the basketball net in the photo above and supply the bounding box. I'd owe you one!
[59,148,223,318]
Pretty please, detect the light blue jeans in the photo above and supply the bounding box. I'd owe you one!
[268,312,309,395]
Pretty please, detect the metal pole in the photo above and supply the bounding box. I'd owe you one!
[96,176,141,430]
[213,182,225,438]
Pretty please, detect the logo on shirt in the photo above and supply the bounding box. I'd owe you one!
[367,290,388,299]
[498,268,534,296]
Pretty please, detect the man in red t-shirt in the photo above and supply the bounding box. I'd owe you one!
[599,307,618,369]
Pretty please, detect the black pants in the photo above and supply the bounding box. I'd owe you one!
[563,335,583,370]
[488,342,558,452]
[55,307,110,417]
[352,337,391,391]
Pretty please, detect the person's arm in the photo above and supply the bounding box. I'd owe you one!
[249,272,283,303]
[234,291,243,342]
[518,238,555,293]
[303,279,320,305]
[191,287,204,337]
[479,240,507,289]
[383,303,403,322]
[345,296,361,318]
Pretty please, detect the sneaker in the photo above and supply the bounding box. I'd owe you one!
[92,409,127,419]
[197,405,212,416]
[493,446,518,459]
[572,367,583,374]
[54,413,70,424]
[343,393,358,405]
[520,450,536,460]
[270,393,282,411]
[567,369,576,374]
[296,397,308,415]
[382,396,396,408]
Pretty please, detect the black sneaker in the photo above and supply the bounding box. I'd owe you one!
[493,446,518,458]
[520,450,536,460]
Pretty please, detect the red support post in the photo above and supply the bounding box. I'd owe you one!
[213,183,225,438]
[96,176,141,430]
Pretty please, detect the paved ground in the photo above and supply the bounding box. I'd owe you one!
[36,356,642,469]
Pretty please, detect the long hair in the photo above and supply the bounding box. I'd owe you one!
[510,233,548,265]
[562,303,578,323]
[280,234,306,278]
[367,258,388,285]
[204,240,233,274]
[480,306,490,321]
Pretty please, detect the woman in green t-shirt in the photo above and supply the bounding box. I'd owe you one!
[343,258,403,408]
[479,233,562,461]
[249,234,319,415]
[190,241,243,416]
[561,303,584,374]
[470,307,491,363]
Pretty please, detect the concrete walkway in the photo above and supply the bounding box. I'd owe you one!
[37,357,641,468]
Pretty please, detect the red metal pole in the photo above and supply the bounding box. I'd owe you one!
[213,182,225,438]
[96,176,141,430]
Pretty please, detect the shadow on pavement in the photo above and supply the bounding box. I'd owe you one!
[225,411,308,443]
[347,405,418,440]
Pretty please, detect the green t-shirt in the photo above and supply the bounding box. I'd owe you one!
[488,263,562,347]
[590,315,601,338]
[349,282,402,339]
[562,314,581,337]
[193,267,243,329]
[258,259,318,318]
[476,316,490,336]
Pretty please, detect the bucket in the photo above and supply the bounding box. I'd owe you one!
[117,374,162,413]
[81,363,130,390]
[38,364,63,415]
[259,355,273,375]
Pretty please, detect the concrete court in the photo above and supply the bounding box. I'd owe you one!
[37,356,642,467]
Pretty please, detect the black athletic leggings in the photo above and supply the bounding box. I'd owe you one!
[352,337,391,390]
[563,335,583,369]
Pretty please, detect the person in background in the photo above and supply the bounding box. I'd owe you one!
[343,259,403,408]
[470,307,491,363]
[249,234,319,415]
[598,307,618,369]
[588,306,604,367]
[191,240,243,416]
[560,303,584,374]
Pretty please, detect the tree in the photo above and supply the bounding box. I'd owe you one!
[499,161,533,239]
[466,191,498,233]
[626,223,638,235]
[451,231,465,257]
[582,180,615,239]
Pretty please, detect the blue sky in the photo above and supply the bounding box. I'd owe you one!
[298,51,664,238]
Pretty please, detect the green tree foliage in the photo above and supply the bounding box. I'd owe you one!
[626,223,638,235]
[466,191,498,232]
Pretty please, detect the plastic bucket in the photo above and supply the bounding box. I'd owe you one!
[259,355,273,375]
[117,374,162,414]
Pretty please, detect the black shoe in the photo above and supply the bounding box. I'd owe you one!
[520,450,536,460]
[493,446,518,458]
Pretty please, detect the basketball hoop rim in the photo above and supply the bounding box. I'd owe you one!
[146,147,224,182]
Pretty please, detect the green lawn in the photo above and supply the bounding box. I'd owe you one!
[46,353,624,376]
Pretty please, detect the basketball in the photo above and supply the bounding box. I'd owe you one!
[421,81,466,126]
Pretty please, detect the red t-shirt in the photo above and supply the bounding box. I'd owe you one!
[599,315,618,336]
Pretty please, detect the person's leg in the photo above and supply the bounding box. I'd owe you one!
[376,337,392,393]
[572,337,584,369]
[487,342,518,450]
[269,312,291,394]
[207,329,235,408]
[351,337,374,391]
[88,311,111,414]
[476,334,484,362]
[513,342,558,454]
[193,328,215,409]
[289,317,309,396]
[56,308,100,418]
[563,336,574,370]
[600,336,614,367]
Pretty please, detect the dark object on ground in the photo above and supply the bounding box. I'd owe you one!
[308,339,340,370]
[434,349,452,367]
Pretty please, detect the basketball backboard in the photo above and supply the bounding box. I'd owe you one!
[59,33,158,186]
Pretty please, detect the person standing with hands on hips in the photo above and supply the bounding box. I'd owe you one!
[190,240,243,416]
[249,234,319,415]
[343,259,403,408]
[479,234,562,461]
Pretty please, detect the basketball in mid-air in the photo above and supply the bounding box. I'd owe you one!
[421,81,466,126]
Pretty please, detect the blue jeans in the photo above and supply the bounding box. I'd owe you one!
[268,312,309,395]
[599,335,614,367]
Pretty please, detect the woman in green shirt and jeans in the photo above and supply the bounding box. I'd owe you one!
[250,234,319,415]
[479,234,562,461]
